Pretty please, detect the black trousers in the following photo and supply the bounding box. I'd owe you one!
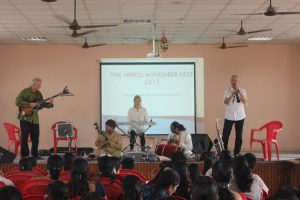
[20,120,40,157]
[222,119,244,155]
[129,130,145,150]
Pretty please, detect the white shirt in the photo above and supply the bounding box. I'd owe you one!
[0,176,14,186]
[224,87,247,121]
[168,131,193,156]
[128,107,149,133]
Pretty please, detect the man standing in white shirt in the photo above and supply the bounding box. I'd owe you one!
[223,75,247,156]
[128,95,149,151]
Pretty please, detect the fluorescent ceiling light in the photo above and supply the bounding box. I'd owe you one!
[20,36,48,42]
[123,19,152,24]
[248,36,273,41]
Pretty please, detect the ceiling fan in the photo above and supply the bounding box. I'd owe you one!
[54,0,118,37]
[237,0,300,16]
[81,38,105,49]
[219,37,248,50]
[234,20,272,36]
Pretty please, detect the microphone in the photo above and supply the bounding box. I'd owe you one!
[236,90,241,103]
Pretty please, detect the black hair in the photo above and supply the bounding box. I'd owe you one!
[47,180,65,200]
[47,155,63,180]
[153,169,180,198]
[121,175,143,200]
[171,161,190,200]
[219,150,233,163]
[80,192,102,200]
[192,176,218,200]
[212,161,235,200]
[121,157,135,170]
[232,155,253,192]
[105,119,116,129]
[63,152,75,171]
[244,153,257,170]
[0,186,23,200]
[203,158,214,175]
[188,163,201,184]
[98,156,116,181]
[148,161,171,184]
[69,158,90,197]
[171,121,186,131]
[269,186,299,200]
[19,157,33,171]
[171,151,187,164]
[110,156,121,172]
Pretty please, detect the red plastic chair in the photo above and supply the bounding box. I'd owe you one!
[250,121,283,161]
[118,169,147,183]
[3,122,31,155]
[23,195,45,200]
[5,174,33,189]
[20,178,51,196]
[51,121,78,155]
[95,177,125,200]
[59,170,71,182]
[5,166,47,176]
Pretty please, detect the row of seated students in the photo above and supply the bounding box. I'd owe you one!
[0,151,300,200]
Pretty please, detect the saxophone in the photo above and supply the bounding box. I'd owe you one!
[213,118,225,154]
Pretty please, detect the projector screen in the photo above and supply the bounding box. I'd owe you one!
[100,59,204,135]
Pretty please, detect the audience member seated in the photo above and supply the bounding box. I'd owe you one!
[0,170,14,186]
[96,156,123,200]
[269,186,299,200]
[231,155,267,200]
[97,156,118,181]
[121,157,135,170]
[68,158,94,198]
[147,161,171,185]
[143,169,180,200]
[47,155,64,180]
[244,153,269,198]
[46,180,66,200]
[171,161,191,200]
[212,161,244,200]
[205,150,232,177]
[121,175,144,200]
[188,163,201,184]
[0,185,23,200]
[63,152,75,172]
[191,176,218,200]
[117,157,146,183]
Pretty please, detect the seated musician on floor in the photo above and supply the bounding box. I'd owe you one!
[94,119,122,157]
[168,121,193,157]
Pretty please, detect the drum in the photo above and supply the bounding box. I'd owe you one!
[155,144,184,158]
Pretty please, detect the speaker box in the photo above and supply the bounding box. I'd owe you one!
[191,134,213,154]
[0,146,16,164]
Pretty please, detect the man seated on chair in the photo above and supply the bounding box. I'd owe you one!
[94,119,122,157]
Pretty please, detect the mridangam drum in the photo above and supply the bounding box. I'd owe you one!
[155,144,184,158]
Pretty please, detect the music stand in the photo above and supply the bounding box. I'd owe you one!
[116,120,155,152]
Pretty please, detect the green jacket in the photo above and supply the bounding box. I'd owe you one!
[15,87,54,124]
